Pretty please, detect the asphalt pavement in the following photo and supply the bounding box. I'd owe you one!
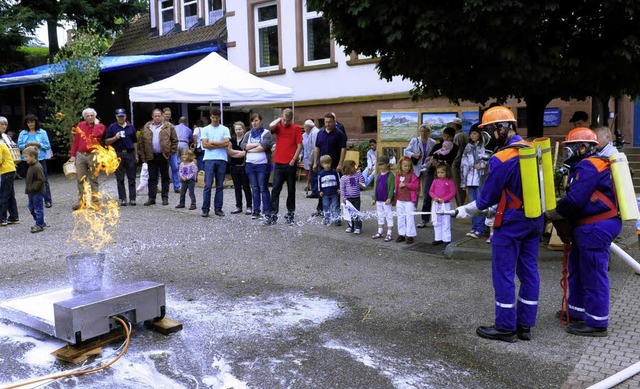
[0,172,639,388]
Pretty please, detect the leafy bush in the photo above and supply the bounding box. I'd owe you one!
[43,30,108,153]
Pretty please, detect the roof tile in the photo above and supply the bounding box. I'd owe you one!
[108,13,226,56]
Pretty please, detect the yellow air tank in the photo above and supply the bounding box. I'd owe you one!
[609,153,640,221]
[518,146,542,218]
[533,137,556,212]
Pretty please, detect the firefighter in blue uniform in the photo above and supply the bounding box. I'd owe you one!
[456,106,544,342]
[547,127,622,337]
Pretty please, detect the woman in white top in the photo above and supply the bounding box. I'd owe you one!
[240,113,274,219]
[192,118,206,171]
[460,124,487,237]
[404,124,436,227]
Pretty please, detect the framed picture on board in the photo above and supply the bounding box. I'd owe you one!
[380,112,419,142]
[382,147,399,167]
[421,112,458,139]
[461,110,480,134]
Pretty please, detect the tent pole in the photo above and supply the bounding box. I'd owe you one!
[219,100,223,125]
[130,101,134,128]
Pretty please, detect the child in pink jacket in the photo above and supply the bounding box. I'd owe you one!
[429,163,457,245]
[394,157,420,244]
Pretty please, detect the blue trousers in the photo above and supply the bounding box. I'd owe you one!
[491,217,544,331]
[178,179,196,206]
[467,186,486,234]
[568,218,622,328]
[420,173,435,223]
[28,193,45,227]
[309,169,318,194]
[245,163,270,215]
[169,153,181,191]
[41,159,52,204]
[322,193,340,223]
[202,159,226,213]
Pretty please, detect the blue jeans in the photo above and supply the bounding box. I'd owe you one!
[362,168,375,187]
[467,186,486,234]
[309,169,318,194]
[420,173,435,223]
[41,159,52,204]
[28,193,45,227]
[245,163,270,214]
[322,193,340,223]
[169,153,181,191]
[202,159,227,212]
[179,179,197,206]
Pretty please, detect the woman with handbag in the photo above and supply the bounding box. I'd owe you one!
[404,124,436,227]
[17,114,53,208]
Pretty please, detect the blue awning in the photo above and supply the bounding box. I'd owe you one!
[0,46,218,87]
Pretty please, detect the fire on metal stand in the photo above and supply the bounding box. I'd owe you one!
[0,142,180,377]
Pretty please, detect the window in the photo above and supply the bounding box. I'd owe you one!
[255,2,279,71]
[183,0,198,30]
[302,2,330,65]
[160,0,175,35]
[207,0,224,25]
[362,116,377,133]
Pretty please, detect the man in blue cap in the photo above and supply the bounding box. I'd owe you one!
[105,108,138,206]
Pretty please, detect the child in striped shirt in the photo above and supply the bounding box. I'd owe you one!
[340,160,365,234]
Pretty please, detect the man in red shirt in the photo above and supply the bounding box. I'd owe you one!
[68,108,105,210]
[266,108,302,225]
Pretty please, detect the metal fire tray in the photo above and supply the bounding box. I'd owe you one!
[0,281,165,344]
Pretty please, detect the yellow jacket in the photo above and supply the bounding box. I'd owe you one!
[0,142,17,175]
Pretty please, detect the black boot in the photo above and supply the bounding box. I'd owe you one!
[565,323,608,337]
[516,325,532,341]
[555,310,584,324]
[476,325,517,343]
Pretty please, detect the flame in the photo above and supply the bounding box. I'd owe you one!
[69,143,121,252]
[92,144,120,177]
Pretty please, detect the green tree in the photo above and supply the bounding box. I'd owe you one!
[44,30,107,152]
[19,0,147,56]
[0,0,40,73]
[308,0,640,137]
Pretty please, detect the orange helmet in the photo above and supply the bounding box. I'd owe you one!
[562,127,599,146]
[479,106,517,128]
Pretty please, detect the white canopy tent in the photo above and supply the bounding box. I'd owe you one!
[128,52,294,118]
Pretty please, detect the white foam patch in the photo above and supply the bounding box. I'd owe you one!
[0,292,344,388]
[323,339,470,389]
[202,357,248,388]
[168,292,344,337]
[93,350,188,388]
[0,322,65,367]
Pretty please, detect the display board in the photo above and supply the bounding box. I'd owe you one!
[377,107,479,168]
